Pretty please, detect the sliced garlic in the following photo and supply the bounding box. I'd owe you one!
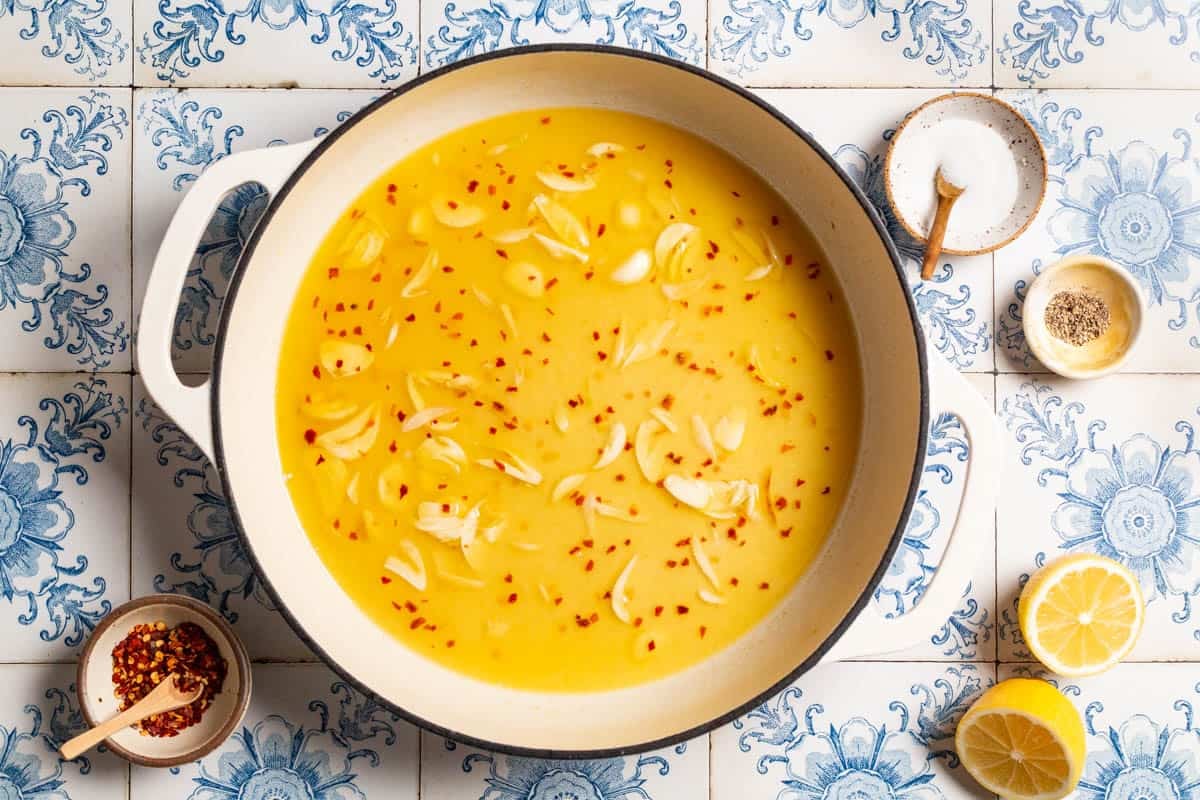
[663,474,713,510]
[346,471,361,505]
[617,201,642,228]
[532,194,589,249]
[401,248,437,298]
[691,415,716,459]
[552,473,586,502]
[405,374,425,412]
[503,261,545,298]
[646,185,679,220]
[692,538,720,590]
[313,456,349,513]
[730,225,769,265]
[533,232,589,263]
[438,569,485,589]
[744,264,774,281]
[383,540,426,590]
[416,370,478,390]
[536,169,596,193]
[384,322,400,350]
[654,222,698,272]
[415,500,481,544]
[648,407,678,433]
[661,279,706,300]
[319,340,374,378]
[471,284,495,308]
[699,589,727,605]
[489,226,535,244]
[408,207,433,239]
[486,619,510,638]
[432,195,485,228]
[609,249,652,285]
[635,420,665,483]
[416,436,466,474]
[553,406,569,433]
[510,541,541,552]
[315,404,380,461]
[663,476,759,520]
[587,142,625,158]
[401,406,454,432]
[748,344,785,389]
[592,500,643,523]
[593,422,627,469]
[476,452,543,485]
[337,216,386,269]
[621,320,675,368]
[611,555,638,624]
[481,518,506,544]
[713,410,746,452]
[377,463,409,511]
[302,397,358,422]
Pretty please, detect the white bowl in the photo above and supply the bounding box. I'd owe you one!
[1022,254,1146,379]
[76,594,252,767]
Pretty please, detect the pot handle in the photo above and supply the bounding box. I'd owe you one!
[137,140,319,460]
[821,355,999,662]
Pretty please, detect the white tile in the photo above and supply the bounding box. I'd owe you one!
[758,89,994,373]
[999,663,1200,800]
[997,374,1200,660]
[996,90,1200,373]
[996,4,1200,88]
[132,88,377,373]
[0,89,131,371]
[131,377,315,660]
[422,730,708,800]
[0,374,131,662]
[709,1,991,87]
[134,0,418,86]
[132,663,419,798]
[711,662,995,800]
[0,664,127,797]
[0,0,131,85]
[421,1,706,71]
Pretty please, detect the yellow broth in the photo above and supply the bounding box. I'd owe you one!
[276,108,862,691]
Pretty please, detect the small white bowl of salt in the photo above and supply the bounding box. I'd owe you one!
[885,93,1047,264]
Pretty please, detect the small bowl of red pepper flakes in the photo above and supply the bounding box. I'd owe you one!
[76,594,251,767]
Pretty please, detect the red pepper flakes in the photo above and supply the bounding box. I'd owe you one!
[410,617,426,630]
[676,605,689,615]
[780,527,793,539]
[730,577,740,587]
[585,560,595,572]
[507,593,518,604]
[821,486,832,495]
[496,249,508,259]
[381,575,392,584]
[311,365,321,379]
[597,223,606,237]
[654,605,664,617]
[540,116,552,125]
[504,573,513,583]
[647,640,656,652]
[328,267,340,279]
[824,350,834,361]
[447,640,456,648]
[759,582,770,590]
[303,429,316,444]
[467,179,479,193]
[699,626,708,638]
[501,199,511,210]
[111,621,227,737]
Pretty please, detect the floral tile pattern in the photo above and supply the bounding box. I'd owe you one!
[131,664,420,798]
[0,89,131,372]
[995,90,1200,373]
[997,374,1200,661]
[710,662,995,800]
[2,1,1197,798]
[421,731,708,799]
[709,0,992,87]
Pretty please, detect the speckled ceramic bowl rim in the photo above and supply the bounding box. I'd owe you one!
[76,594,253,768]
[884,91,1048,257]
[1022,254,1146,380]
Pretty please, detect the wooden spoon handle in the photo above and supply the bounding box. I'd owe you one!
[59,689,193,761]
[920,192,957,280]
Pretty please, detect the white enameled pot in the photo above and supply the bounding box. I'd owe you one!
[138,46,998,757]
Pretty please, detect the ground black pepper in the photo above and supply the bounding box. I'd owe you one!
[1045,289,1110,346]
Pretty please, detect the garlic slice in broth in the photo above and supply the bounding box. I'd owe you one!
[384,540,426,591]
[314,404,380,461]
[319,340,374,378]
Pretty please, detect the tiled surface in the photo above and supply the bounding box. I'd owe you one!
[1,1,1198,798]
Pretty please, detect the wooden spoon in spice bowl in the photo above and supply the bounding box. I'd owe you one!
[920,168,965,280]
[61,675,202,760]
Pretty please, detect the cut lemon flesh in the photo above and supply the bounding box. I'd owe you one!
[1019,552,1144,677]
[956,678,1085,800]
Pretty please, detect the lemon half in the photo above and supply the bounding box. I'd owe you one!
[1019,552,1144,677]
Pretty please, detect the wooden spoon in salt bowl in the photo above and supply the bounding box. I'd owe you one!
[60,675,202,760]
[920,168,965,280]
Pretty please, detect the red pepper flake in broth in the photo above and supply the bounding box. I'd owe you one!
[380,575,392,584]
[699,626,708,638]
[585,560,595,572]
[540,116,551,124]
[647,640,656,652]
[597,223,606,237]
[507,593,518,604]
[496,249,508,259]
[759,582,770,590]
[405,313,416,322]
[821,486,832,495]
[303,429,317,444]
[467,179,479,193]
[447,640,456,648]
[404,601,418,613]
[664,179,673,188]
[409,617,425,630]
[780,527,793,538]
[328,267,340,279]
[597,351,607,361]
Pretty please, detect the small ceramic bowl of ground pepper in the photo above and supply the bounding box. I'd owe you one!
[76,594,251,767]
[1022,254,1145,379]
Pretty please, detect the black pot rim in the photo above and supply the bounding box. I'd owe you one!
[210,43,928,760]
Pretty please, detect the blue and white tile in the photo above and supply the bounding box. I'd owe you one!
[999,662,1200,800]
[421,0,705,70]
[132,663,419,798]
[997,373,1200,661]
[133,89,375,374]
[759,89,994,373]
[0,664,127,798]
[996,90,1200,373]
[0,374,131,662]
[850,373,995,662]
[996,2,1200,88]
[709,0,991,87]
[0,0,131,85]
[711,662,995,800]
[422,731,707,800]
[134,0,418,86]
[0,89,131,372]
[131,378,314,660]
